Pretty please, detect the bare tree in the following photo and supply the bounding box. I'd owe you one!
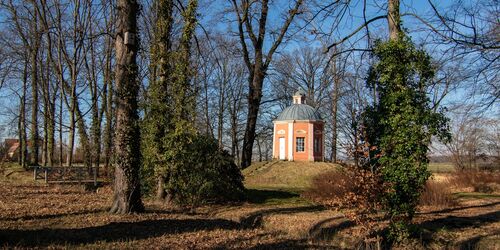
[230,0,304,168]
[29,1,41,166]
[101,0,116,177]
[445,108,499,170]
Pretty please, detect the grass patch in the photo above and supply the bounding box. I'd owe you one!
[419,180,458,207]
[245,188,310,206]
[243,161,339,190]
[428,163,455,173]
[0,163,35,184]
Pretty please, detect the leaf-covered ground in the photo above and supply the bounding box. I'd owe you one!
[0,163,499,249]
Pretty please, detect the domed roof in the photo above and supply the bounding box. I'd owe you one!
[276,104,322,121]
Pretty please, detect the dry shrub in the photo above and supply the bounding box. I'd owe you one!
[303,165,386,231]
[450,170,500,193]
[419,180,457,207]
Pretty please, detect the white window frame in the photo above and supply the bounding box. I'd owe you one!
[296,137,305,152]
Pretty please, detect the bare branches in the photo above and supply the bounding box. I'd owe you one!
[426,0,500,51]
[230,0,252,71]
[324,15,386,53]
[264,0,303,68]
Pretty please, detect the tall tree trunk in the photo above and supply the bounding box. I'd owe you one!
[217,95,224,148]
[37,0,56,167]
[110,0,144,214]
[241,68,264,168]
[55,2,65,167]
[20,58,28,168]
[41,50,50,167]
[84,10,102,173]
[103,32,114,177]
[203,75,212,136]
[75,104,92,168]
[156,176,165,201]
[67,84,76,166]
[47,86,56,167]
[59,92,63,166]
[230,113,240,164]
[143,0,174,201]
[256,136,262,162]
[30,5,40,166]
[388,0,401,40]
[42,74,48,166]
[352,106,359,168]
[103,70,114,176]
[229,83,243,165]
[331,54,340,163]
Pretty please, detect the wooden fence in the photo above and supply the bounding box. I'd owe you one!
[33,166,98,185]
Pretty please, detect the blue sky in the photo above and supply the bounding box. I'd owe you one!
[0,0,497,143]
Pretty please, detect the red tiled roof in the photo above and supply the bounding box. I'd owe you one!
[7,142,20,154]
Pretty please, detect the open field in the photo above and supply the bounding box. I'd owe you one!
[428,162,456,173]
[1,162,499,249]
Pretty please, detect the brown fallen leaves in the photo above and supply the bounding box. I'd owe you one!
[0,177,499,249]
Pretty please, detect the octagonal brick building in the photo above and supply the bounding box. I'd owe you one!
[272,89,324,161]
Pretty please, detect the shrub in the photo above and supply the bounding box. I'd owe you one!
[303,164,386,229]
[450,170,500,193]
[163,134,245,206]
[419,180,456,207]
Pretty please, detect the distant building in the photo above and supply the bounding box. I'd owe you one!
[7,142,20,159]
[2,139,43,162]
[272,89,324,161]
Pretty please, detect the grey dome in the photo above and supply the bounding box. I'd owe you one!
[276,104,322,121]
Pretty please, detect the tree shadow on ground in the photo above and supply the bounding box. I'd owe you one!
[0,204,326,247]
[0,209,106,222]
[418,201,500,215]
[419,210,499,232]
[308,217,355,241]
[246,239,325,249]
[240,205,324,228]
[245,189,300,204]
[456,232,500,250]
[417,210,500,249]
[0,218,241,247]
[304,207,500,248]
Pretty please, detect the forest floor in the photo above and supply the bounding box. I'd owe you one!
[0,162,499,249]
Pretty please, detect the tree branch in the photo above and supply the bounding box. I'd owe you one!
[264,0,304,68]
[324,15,387,53]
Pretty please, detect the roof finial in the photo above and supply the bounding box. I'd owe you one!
[293,88,306,104]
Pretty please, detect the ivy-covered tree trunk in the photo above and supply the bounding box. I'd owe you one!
[110,0,144,214]
[364,37,450,240]
[142,0,174,201]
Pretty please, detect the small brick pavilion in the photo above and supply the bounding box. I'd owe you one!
[272,89,324,161]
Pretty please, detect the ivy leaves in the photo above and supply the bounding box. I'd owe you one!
[364,36,450,240]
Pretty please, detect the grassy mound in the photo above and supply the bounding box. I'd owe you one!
[243,161,339,191]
